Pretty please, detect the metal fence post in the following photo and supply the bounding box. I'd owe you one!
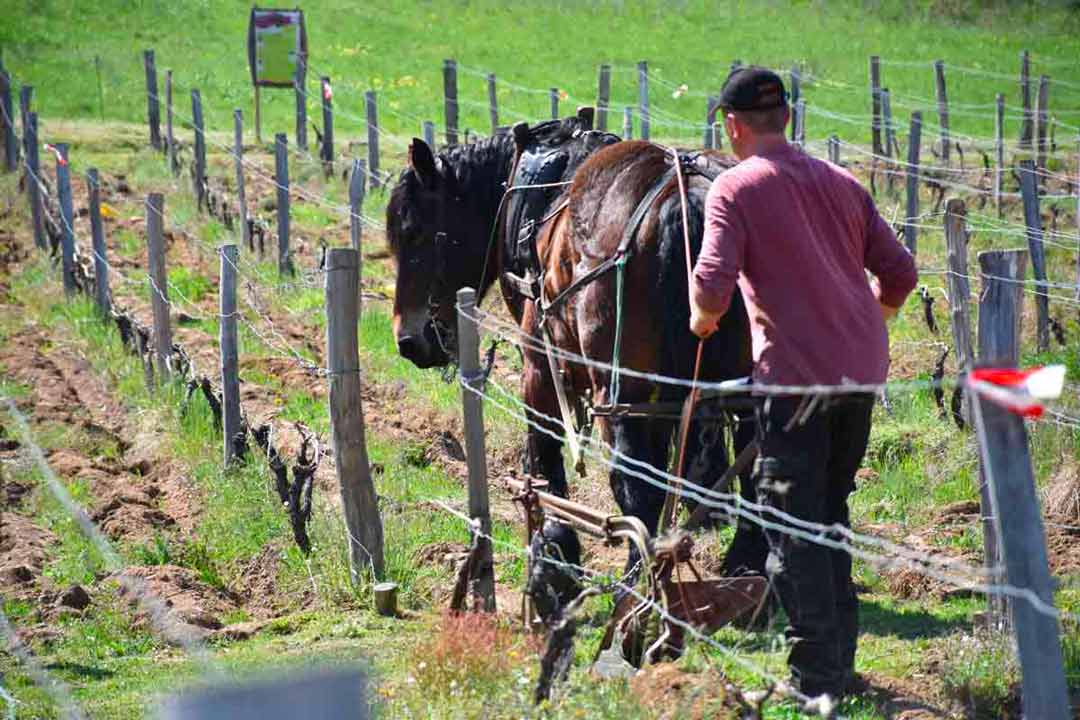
[487,73,498,136]
[904,111,922,255]
[320,76,334,172]
[637,60,649,141]
[191,89,206,211]
[934,60,950,165]
[596,64,611,132]
[233,109,249,251]
[0,64,15,173]
[25,112,45,251]
[869,55,882,154]
[274,133,293,277]
[143,49,161,150]
[56,144,76,296]
[1018,160,1049,352]
[365,90,380,190]
[295,53,308,152]
[349,158,366,254]
[443,59,459,146]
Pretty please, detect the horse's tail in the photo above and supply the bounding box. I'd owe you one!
[654,178,709,392]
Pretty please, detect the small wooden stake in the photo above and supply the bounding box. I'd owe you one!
[456,287,496,612]
[349,158,366,254]
[295,53,307,152]
[274,133,293,277]
[56,144,76,296]
[1018,160,1049,352]
[191,89,207,211]
[374,582,398,617]
[443,59,459,146]
[25,113,45,251]
[165,70,177,175]
[220,244,241,466]
[143,50,161,151]
[637,61,649,141]
[994,94,1005,217]
[487,72,498,136]
[869,55,882,154]
[933,60,950,165]
[146,192,172,379]
[596,64,611,132]
[325,248,385,581]
[86,168,110,315]
[320,76,333,172]
[1019,50,1033,148]
[365,90,380,190]
[0,65,15,173]
[233,110,249,251]
[904,111,922,255]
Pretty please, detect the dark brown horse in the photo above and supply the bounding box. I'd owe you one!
[387,119,760,608]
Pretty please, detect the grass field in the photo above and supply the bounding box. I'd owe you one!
[3,1,1080,719]
[4,0,1080,150]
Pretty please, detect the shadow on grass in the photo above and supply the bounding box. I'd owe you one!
[860,596,969,640]
[45,661,116,680]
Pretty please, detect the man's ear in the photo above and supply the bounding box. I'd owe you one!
[408,138,439,189]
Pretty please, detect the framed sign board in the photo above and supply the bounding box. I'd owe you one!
[247,7,307,87]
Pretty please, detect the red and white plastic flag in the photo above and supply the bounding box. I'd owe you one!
[323,82,333,102]
[43,143,67,166]
[967,365,1066,419]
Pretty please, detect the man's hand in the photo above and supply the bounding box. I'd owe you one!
[690,307,722,339]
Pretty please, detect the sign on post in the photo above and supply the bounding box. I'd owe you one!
[246,8,308,143]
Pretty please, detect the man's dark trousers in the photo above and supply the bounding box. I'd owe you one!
[754,394,874,697]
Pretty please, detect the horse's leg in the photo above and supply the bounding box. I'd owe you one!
[609,416,675,582]
[521,345,568,498]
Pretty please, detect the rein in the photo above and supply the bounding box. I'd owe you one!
[660,146,706,534]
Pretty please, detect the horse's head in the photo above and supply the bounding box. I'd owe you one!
[387,138,505,368]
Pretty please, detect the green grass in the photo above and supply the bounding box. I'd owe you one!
[5,1,1080,154]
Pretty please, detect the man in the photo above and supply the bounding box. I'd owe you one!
[689,67,917,700]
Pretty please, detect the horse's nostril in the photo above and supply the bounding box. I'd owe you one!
[397,335,421,360]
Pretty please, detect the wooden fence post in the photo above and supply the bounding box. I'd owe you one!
[794,99,806,148]
[191,89,206,212]
[320,76,334,173]
[274,133,293,277]
[994,94,1005,217]
[86,168,110,316]
[365,90,380,190]
[637,60,649,141]
[975,249,1023,628]
[623,106,633,140]
[146,192,172,379]
[973,249,1069,720]
[220,244,241,466]
[1019,50,1033,148]
[870,55,882,154]
[456,287,496,612]
[422,120,435,149]
[882,88,896,193]
[1018,160,1049,352]
[25,113,45,251]
[704,96,720,149]
[934,60,950,165]
[0,65,15,173]
[18,85,31,166]
[549,87,559,120]
[295,53,308,152]
[596,64,611,132]
[443,59,459,146]
[789,64,801,144]
[165,70,177,175]
[143,49,161,151]
[486,73,498,136]
[233,109,249,251]
[828,135,840,165]
[56,144,76,296]
[1035,75,1050,177]
[325,247,385,581]
[349,158,366,254]
[904,111,922,255]
[944,199,973,423]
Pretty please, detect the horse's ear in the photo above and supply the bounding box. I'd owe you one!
[408,138,439,189]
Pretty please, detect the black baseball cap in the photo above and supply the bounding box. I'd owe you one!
[718,66,789,112]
